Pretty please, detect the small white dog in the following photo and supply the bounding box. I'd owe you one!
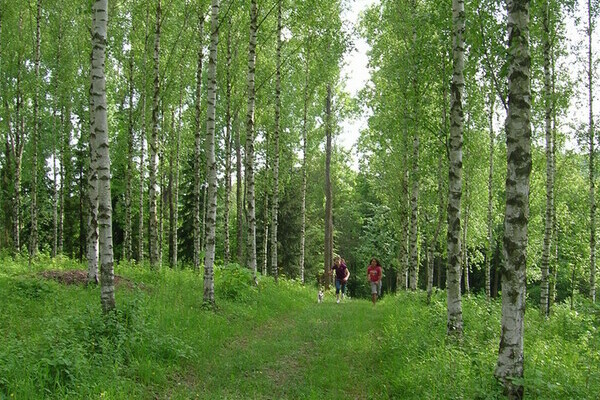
[317,290,324,303]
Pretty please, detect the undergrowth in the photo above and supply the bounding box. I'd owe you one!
[0,256,598,399]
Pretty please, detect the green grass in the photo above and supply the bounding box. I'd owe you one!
[1,256,599,399]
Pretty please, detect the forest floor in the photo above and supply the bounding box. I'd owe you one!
[1,260,599,399]
[188,295,384,399]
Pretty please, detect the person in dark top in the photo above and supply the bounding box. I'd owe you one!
[331,256,350,303]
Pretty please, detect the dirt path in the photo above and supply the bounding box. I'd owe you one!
[192,299,390,399]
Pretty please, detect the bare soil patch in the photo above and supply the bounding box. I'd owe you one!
[39,269,137,289]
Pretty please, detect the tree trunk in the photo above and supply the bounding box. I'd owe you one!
[262,194,269,276]
[149,0,161,269]
[324,84,333,290]
[587,0,596,303]
[245,0,258,281]
[168,108,176,268]
[486,82,495,300]
[446,0,464,337]
[159,147,165,267]
[139,6,150,264]
[463,200,469,294]
[59,104,68,256]
[549,53,558,310]
[203,0,220,306]
[92,0,116,313]
[30,0,41,259]
[87,45,99,285]
[124,41,134,262]
[270,0,282,283]
[236,111,244,264]
[79,140,85,262]
[223,23,232,266]
[194,9,205,272]
[9,13,24,253]
[462,170,470,294]
[495,1,532,397]
[53,120,59,259]
[300,45,310,284]
[173,92,181,268]
[540,0,553,316]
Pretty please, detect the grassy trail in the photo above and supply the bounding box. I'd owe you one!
[188,298,388,400]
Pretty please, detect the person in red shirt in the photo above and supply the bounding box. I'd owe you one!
[367,258,382,304]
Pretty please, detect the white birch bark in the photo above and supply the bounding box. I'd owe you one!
[194,10,205,272]
[30,0,41,259]
[262,194,269,276]
[124,42,134,262]
[587,0,596,303]
[59,104,68,255]
[224,23,232,266]
[495,1,532,396]
[486,82,495,300]
[463,199,469,293]
[92,0,115,313]
[236,112,244,264]
[53,111,59,258]
[173,94,181,268]
[203,0,220,306]
[446,0,464,337]
[300,45,310,284]
[270,0,282,283]
[324,84,333,289]
[245,0,258,281]
[158,148,164,266]
[540,0,553,315]
[8,13,24,253]
[87,46,99,284]
[149,0,161,269]
[549,58,558,308]
[138,6,150,264]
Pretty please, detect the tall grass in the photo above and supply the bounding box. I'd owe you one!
[0,256,598,399]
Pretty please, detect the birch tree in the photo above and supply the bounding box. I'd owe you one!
[87,52,99,284]
[324,84,333,289]
[223,21,232,266]
[486,83,495,300]
[539,0,554,315]
[245,0,258,281]
[194,8,204,272]
[149,0,161,269]
[139,6,150,264]
[446,0,464,337]
[300,44,310,284]
[586,0,597,303]
[495,0,532,396]
[7,12,24,253]
[30,0,41,259]
[124,36,134,262]
[91,0,116,313]
[203,0,220,306]
[271,0,282,282]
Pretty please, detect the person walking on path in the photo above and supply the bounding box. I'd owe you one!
[367,258,383,305]
[331,256,350,303]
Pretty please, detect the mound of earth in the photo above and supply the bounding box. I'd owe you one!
[39,270,136,289]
